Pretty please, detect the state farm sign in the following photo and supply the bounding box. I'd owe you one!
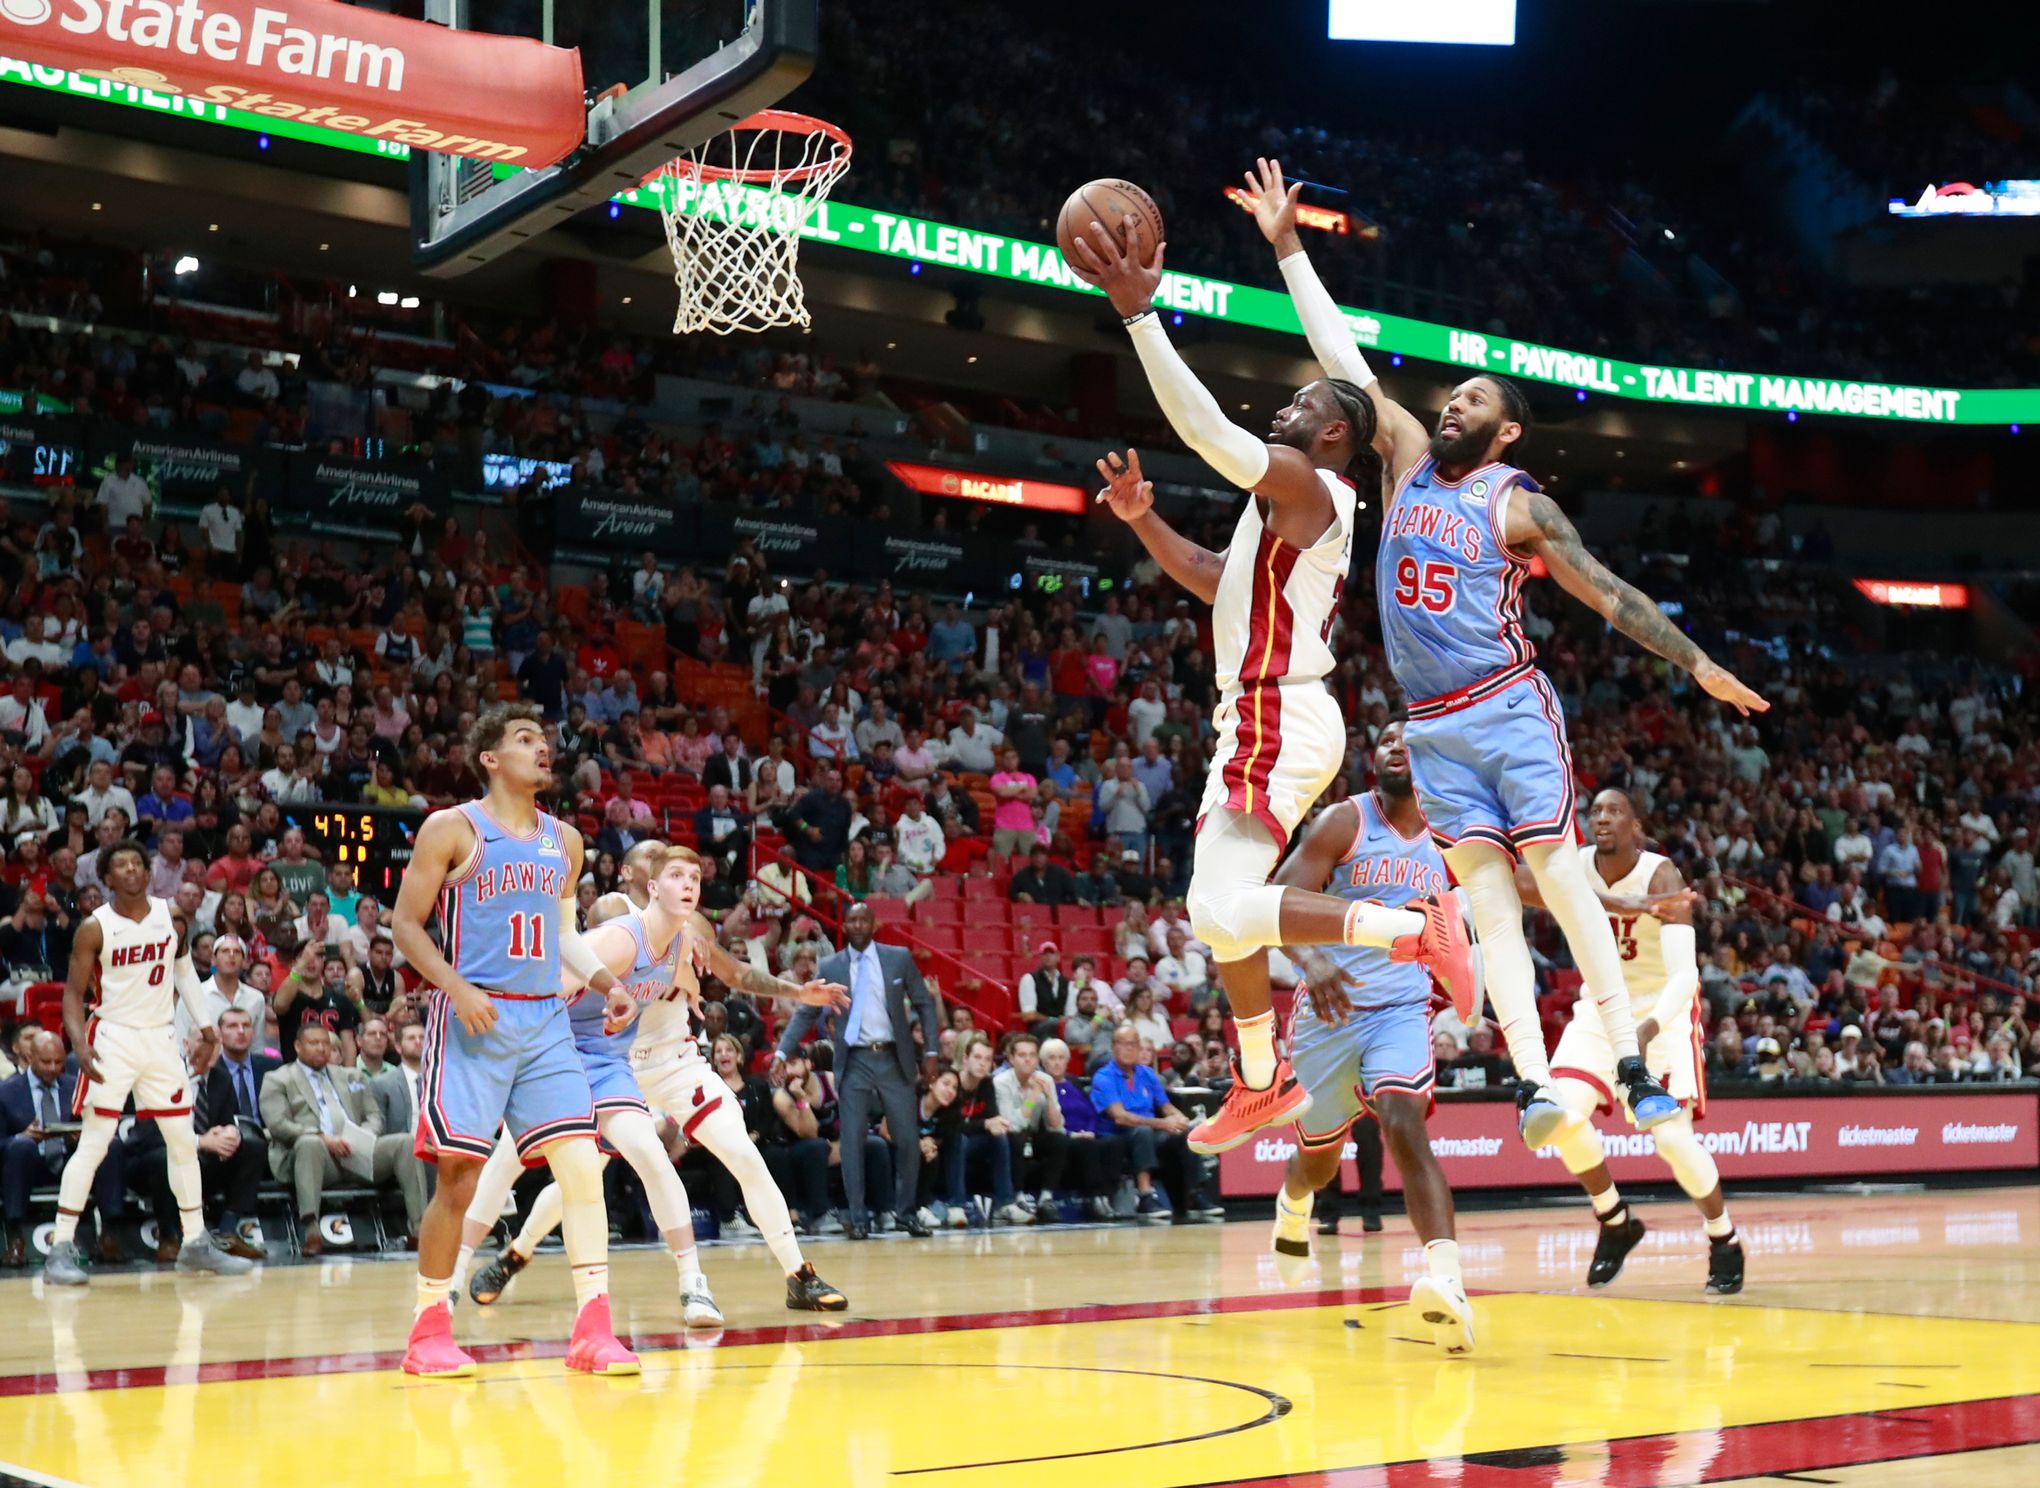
[1218,1091,2040,1196]
[0,0,583,163]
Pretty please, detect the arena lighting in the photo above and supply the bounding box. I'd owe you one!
[6,60,2035,426]
[885,460,1088,515]
[376,291,398,305]
[1888,180,2040,218]
[1852,579,1971,610]
[399,296,420,309]
[172,256,199,276]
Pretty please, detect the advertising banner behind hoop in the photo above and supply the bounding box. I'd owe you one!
[0,0,583,165]
[1218,1091,2040,1197]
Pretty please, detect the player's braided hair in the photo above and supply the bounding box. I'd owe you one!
[1322,377,1381,485]
[1479,374,1532,460]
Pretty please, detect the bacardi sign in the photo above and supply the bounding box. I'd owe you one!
[885,460,1088,515]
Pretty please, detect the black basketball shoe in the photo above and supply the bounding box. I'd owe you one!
[469,1246,529,1306]
[1706,1234,1745,1295]
[1586,1208,1646,1287]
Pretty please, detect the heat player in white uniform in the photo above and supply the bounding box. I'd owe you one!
[461,844,852,1314]
[49,839,253,1284]
[1079,221,1474,1159]
[1525,790,1744,1295]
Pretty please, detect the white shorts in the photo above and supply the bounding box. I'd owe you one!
[1551,998,1707,1123]
[634,1055,751,1158]
[76,1019,189,1120]
[1198,682,1344,854]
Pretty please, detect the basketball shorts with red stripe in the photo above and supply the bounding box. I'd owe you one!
[635,1056,751,1159]
[1551,996,1706,1124]
[1289,997,1436,1146]
[75,1019,188,1119]
[1197,682,1344,855]
[1405,669,1576,858]
[416,992,597,1164]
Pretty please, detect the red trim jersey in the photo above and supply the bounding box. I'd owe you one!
[1211,469,1356,696]
[89,897,181,1027]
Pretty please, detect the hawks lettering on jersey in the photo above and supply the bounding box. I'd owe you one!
[90,897,181,1026]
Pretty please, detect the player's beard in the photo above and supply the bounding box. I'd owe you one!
[1428,419,1492,467]
[1378,771,1415,801]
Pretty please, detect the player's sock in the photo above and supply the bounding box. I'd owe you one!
[415,1273,452,1317]
[1592,1185,1626,1225]
[1424,1237,1463,1287]
[450,1245,474,1295]
[670,1244,700,1280]
[514,1181,564,1257]
[1704,1212,1735,1241]
[1342,900,1425,948]
[1236,1010,1277,1089]
[52,1210,81,1246]
[571,1263,609,1311]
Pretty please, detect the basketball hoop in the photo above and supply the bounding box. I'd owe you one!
[657,109,852,337]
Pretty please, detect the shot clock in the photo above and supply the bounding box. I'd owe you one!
[285,806,425,903]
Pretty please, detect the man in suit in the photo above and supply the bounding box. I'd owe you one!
[2,1031,126,1267]
[702,729,754,796]
[258,1024,386,1255]
[367,1020,432,1242]
[693,782,752,881]
[775,901,940,1239]
[127,1007,271,1262]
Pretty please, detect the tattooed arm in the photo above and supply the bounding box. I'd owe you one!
[691,912,849,1008]
[1506,488,1770,715]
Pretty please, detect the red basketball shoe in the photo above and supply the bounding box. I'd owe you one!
[565,1295,640,1376]
[1392,892,1478,1023]
[1187,1057,1312,1155]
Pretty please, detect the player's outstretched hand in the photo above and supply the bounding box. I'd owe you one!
[799,979,851,1011]
[1070,217,1166,319]
[1094,449,1154,523]
[1241,157,1304,247]
[449,979,498,1037]
[1694,659,1770,715]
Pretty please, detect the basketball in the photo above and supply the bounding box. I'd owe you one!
[1056,178,1165,282]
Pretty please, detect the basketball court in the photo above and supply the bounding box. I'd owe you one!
[3,1188,2035,1487]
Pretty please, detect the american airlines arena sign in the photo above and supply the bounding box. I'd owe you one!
[1,36,2034,425]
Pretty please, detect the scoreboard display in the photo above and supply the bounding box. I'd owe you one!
[284,806,426,903]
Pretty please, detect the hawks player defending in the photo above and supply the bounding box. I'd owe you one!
[464,845,852,1315]
[1240,157,1767,1148]
[1270,722,1473,1352]
[1078,225,1474,1157]
[50,840,253,1283]
[392,705,638,1378]
[1522,789,1743,1294]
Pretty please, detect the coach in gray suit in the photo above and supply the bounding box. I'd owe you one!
[368,1020,434,1239]
[776,902,939,1239]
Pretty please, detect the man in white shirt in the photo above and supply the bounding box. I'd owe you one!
[94,453,153,528]
[895,794,946,877]
[235,352,281,402]
[1831,818,1874,872]
[4,616,68,670]
[178,934,269,1045]
[198,487,245,571]
[807,703,859,762]
[943,707,1003,774]
[72,759,138,830]
[225,677,265,743]
[1153,926,1209,1006]
[747,583,792,635]
[261,744,319,804]
[0,675,49,751]
[1126,678,1167,748]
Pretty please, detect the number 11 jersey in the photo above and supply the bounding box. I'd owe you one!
[440,800,570,996]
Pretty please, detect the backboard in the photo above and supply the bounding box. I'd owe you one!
[411,0,817,276]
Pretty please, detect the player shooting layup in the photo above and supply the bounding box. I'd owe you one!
[1269,721,1474,1352]
[1077,226,1475,1158]
[49,840,252,1283]
[391,704,638,1378]
[1520,790,1744,1295]
[1238,158,1768,1148]
[460,843,852,1316]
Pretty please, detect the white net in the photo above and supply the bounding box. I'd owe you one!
[659,113,852,337]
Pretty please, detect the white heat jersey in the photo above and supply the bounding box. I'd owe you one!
[91,897,181,1027]
[1580,846,1671,1008]
[629,921,709,1072]
[1211,468,1356,695]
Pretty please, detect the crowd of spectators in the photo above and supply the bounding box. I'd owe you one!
[803,2,2039,389]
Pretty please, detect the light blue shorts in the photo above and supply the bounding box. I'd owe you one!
[1289,997,1436,1147]
[416,992,596,1163]
[1405,668,1576,858]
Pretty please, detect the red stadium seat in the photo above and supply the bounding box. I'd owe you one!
[914,899,964,926]
[1064,927,1113,959]
[929,876,963,901]
[1054,905,1103,929]
[918,925,963,955]
[960,927,1011,957]
[864,896,908,923]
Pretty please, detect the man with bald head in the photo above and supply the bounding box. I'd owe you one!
[3,1032,128,1267]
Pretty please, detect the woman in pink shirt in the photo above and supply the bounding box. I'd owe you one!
[1083,634,1120,726]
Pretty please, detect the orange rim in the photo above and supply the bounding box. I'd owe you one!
[673,108,852,186]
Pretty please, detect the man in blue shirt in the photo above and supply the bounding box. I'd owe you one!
[134,764,194,843]
[927,604,977,674]
[1088,1024,1207,1222]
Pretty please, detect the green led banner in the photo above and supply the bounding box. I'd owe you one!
[7,55,2030,426]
